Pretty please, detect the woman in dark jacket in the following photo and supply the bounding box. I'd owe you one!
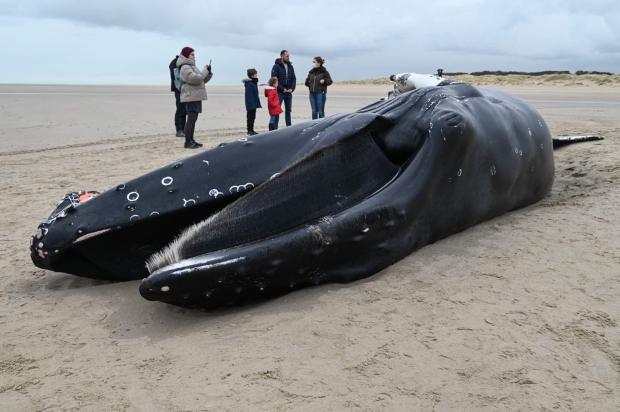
[305,56,333,119]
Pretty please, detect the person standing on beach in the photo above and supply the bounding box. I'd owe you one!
[177,47,213,149]
[305,56,332,119]
[243,68,261,136]
[169,55,187,137]
[265,77,283,131]
[271,50,296,128]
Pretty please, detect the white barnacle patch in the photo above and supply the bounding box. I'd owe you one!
[127,191,139,202]
[514,147,518,154]
[209,189,223,198]
[203,160,209,165]
[528,128,532,136]
[38,242,44,248]
[538,120,543,128]
[161,177,173,186]
[362,228,369,233]
[161,286,170,292]
[238,138,248,142]
[182,198,196,207]
[150,211,159,216]
[130,215,140,221]
[490,165,497,176]
[541,144,544,149]
[428,122,433,135]
[270,173,280,180]
[229,183,254,194]
[457,169,462,177]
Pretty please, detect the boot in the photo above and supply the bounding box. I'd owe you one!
[176,129,185,137]
[268,123,275,131]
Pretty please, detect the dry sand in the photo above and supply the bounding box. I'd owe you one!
[1,82,619,411]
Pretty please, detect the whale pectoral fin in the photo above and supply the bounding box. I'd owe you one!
[147,131,400,274]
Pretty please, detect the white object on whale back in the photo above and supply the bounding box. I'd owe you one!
[387,72,444,99]
[394,72,443,91]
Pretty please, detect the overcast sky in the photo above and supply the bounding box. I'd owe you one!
[1,0,618,85]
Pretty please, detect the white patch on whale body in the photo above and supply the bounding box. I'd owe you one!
[161,177,173,186]
[229,183,254,193]
[169,256,247,276]
[127,191,139,202]
[182,198,196,207]
[209,189,223,198]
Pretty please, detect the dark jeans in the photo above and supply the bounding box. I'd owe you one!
[269,115,279,126]
[309,92,326,119]
[184,111,199,143]
[174,91,187,130]
[247,109,256,132]
[278,92,293,127]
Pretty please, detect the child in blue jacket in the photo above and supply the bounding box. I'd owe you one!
[243,68,262,136]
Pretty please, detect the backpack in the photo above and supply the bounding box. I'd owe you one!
[173,64,186,91]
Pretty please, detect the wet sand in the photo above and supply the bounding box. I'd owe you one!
[1,84,619,411]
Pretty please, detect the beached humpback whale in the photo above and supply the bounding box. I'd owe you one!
[30,80,603,308]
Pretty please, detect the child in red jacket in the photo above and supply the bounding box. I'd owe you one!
[265,77,283,131]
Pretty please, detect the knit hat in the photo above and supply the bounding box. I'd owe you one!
[181,47,195,58]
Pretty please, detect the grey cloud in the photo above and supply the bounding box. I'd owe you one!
[1,0,619,65]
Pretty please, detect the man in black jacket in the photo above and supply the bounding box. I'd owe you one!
[169,55,187,137]
[271,50,296,128]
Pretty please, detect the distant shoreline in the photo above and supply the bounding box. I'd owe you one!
[337,73,620,87]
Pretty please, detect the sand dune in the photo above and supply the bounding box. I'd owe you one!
[1,84,619,411]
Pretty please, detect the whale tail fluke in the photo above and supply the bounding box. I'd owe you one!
[553,135,604,148]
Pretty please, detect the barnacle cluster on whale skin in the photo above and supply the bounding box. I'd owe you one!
[30,190,100,258]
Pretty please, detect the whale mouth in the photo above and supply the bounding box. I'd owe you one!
[144,129,401,277]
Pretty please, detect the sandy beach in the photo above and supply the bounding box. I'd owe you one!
[1,82,619,411]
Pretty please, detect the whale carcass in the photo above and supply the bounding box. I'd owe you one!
[30,80,602,308]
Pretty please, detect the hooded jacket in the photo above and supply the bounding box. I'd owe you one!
[243,78,262,111]
[305,66,333,94]
[271,58,296,93]
[177,54,213,103]
[264,86,283,116]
